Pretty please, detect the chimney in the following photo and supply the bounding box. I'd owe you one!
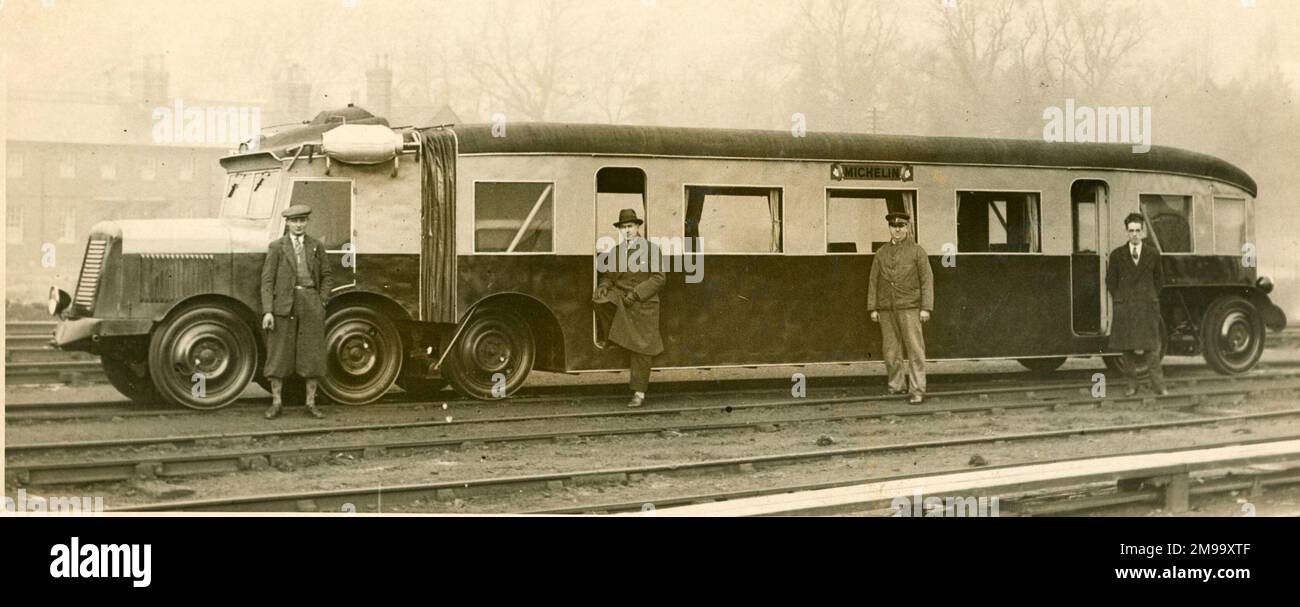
[366,54,392,120]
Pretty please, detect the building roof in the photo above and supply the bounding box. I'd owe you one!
[437,123,1257,196]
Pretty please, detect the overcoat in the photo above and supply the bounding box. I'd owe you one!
[597,240,666,356]
[1106,240,1164,351]
[261,234,334,378]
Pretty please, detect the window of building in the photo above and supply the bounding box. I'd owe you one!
[60,153,76,178]
[685,185,782,253]
[7,152,23,179]
[826,189,917,253]
[595,167,647,251]
[100,159,117,181]
[59,207,76,243]
[178,155,194,182]
[474,181,554,253]
[288,180,352,251]
[1139,194,1193,253]
[7,206,23,243]
[1214,197,1247,255]
[140,157,156,181]
[956,191,1041,252]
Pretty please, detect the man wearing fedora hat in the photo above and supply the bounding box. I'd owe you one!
[260,204,335,419]
[594,208,665,408]
[867,211,933,404]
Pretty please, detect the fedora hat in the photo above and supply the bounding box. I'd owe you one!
[613,208,644,227]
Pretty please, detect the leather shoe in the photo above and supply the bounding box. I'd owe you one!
[305,402,325,419]
[626,394,645,408]
[264,404,281,420]
[1124,387,1138,397]
[1155,388,1170,397]
[908,394,924,405]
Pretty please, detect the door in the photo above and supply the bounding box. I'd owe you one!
[287,179,355,291]
[592,167,647,345]
[1071,180,1108,334]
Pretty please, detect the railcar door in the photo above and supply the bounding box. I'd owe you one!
[592,167,648,346]
[1070,180,1109,334]
[285,178,355,288]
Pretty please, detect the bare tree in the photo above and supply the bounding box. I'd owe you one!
[1055,0,1148,93]
[460,0,585,121]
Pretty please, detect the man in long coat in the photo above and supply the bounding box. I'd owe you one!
[261,204,335,419]
[867,211,934,404]
[1106,212,1167,396]
[594,208,665,408]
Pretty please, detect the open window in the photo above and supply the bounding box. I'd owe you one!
[685,186,782,253]
[596,168,647,250]
[826,189,917,253]
[956,191,1041,253]
[289,179,351,251]
[1140,194,1192,253]
[474,181,554,253]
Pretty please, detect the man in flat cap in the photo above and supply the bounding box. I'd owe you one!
[594,208,665,408]
[867,211,934,404]
[261,204,334,419]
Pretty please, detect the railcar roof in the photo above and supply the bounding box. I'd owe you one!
[434,123,1256,196]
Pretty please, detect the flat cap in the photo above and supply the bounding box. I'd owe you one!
[282,204,312,218]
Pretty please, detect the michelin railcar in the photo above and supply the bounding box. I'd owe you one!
[48,108,1286,408]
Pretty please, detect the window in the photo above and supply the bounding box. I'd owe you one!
[474,182,554,253]
[7,152,22,179]
[100,159,117,180]
[289,180,351,251]
[1071,181,1105,253]
[685,186,782,253]
[140,157,156,181]
[596,167,646,251]
[59,207,76,243]
[826,189,916,253]
[221,173,253,217]
[60,153,75,178]
[7,206,23,243]
[1214,197,1247,255]
[1140,194,1192,253]
[220,171,279,219]
[956,191,1041,252]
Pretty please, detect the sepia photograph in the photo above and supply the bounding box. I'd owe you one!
[3,0,1300,549]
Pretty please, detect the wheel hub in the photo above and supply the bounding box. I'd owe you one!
[176,326,231,378]
[471,332,512,373]
[1220,312,1252,355]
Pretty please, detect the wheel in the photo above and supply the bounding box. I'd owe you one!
[1201,296,1264,374]
[101,353,161,405]
[148,304,258,410]
[396,376,449,397]
[1017,357,1066,374]
[444,309,535,400]
[320,305,403,405]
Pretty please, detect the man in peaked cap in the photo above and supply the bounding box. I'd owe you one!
[594,208,665,408]
[867,211,934,404]
[261,204,335,419]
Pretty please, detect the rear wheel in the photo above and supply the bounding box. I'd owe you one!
[101,353,160,405]
[1201,296,1264,374]
[320,305,403,405]
[444,309,535,400]
[1017,357,1067,374]
[148,304,258,410]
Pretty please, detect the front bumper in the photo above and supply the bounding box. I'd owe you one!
[52,317,154,351]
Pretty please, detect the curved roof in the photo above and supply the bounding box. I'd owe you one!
[437,123,1256,196]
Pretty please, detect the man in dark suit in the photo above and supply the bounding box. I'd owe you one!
[868,211,933,404]
[594,209,665,408]
[261,204,335,419]
[1106,212,1167,396]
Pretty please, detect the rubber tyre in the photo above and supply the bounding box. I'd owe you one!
[1201,296,1264,375]
[1017,357,1067,374]
[320,305,403,405]
[101,353,161,405]
[148,305,258,410]
[444,309,535,400]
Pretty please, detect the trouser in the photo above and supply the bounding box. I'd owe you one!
[595,302,652,393]
[879,309,926,396]
[1122,349,1165,390]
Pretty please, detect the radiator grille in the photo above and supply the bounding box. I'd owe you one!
[73,239,109,314]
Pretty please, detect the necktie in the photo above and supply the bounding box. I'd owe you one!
[294,237,307,269]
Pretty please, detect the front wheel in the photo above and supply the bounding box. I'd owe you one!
[102,353,160,405]
[1201,296,1264,374]
[443,309,535,400]
[148,304,258,410]
[320,305,403,405]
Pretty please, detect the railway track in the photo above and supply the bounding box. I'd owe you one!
[107,409,1300,512]
[14,374,1300,493]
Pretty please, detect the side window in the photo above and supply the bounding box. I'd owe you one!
[474,182,554,253]
[247,172,278,219]
[290,180,351,251]
[826,189,916,253]
[956,191,1042,253]
[221,173,254,217]
[1140,194,1192,253]
[685,186,782,253]
[1071,181,1105,253]
[1213,197,1246,255]
[596,168,646,251]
